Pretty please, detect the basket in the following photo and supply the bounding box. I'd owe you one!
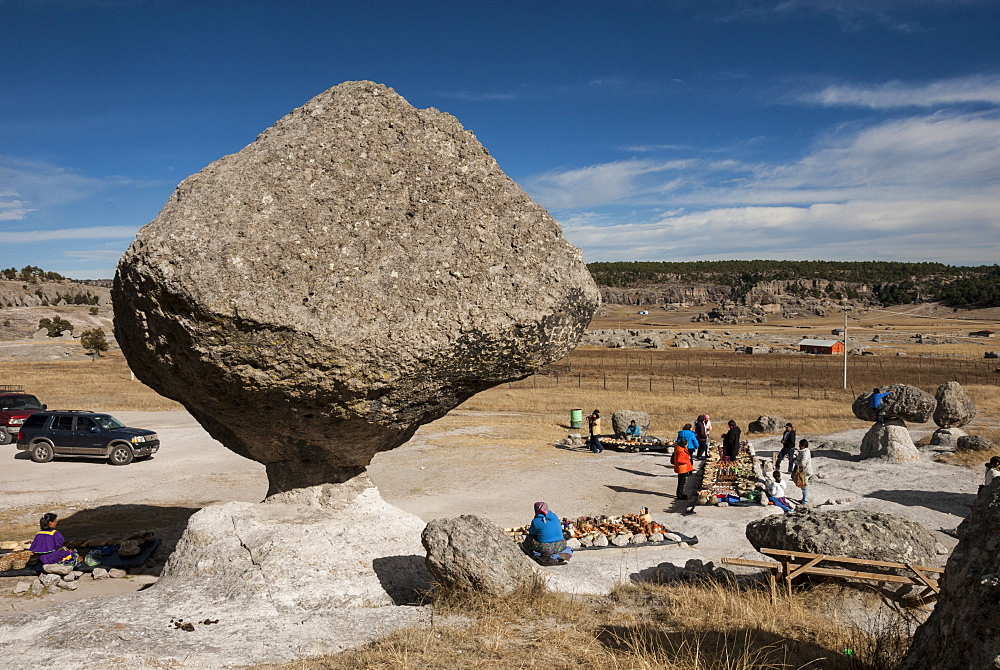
[0,554,12,572]
[8,550,32,570]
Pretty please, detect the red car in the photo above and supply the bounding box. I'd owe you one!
[0,393,46,445]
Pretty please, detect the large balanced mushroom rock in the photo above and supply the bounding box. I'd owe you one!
[933,381,976,428]
[113,81,600,495]
[900,482,1000,670]
[851,384,935,423]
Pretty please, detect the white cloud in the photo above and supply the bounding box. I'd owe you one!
[802,75,1000,109]
[534,111,1000,264]
[0,226,137,243]
[0,156,105,219]
[63,249,126,261]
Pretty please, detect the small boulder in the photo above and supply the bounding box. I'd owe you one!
[629,534,647,544]
[421,515,538,596]
[934,381,976,428]
[108,568,127,579]
[565,538,582,550]
[56,580,78,591]
[29,581,44,596]
[611,534,630,547]
[852,384,936,423]
[860,420,921,461]
[611,410,651,437]
[12,581,30,595]
[930,427,967,448]
[42,563,73,576]
[648,533,664,542]
[747,415,787,434]
[592,534,609,548]
[956,435,996,452]
[46,585,60,594]
[746,509,937,566]
[91,568,109,580]
[39,574,61,587]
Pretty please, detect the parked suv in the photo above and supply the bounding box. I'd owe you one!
[16,411,159,465]
[0,393,46,445]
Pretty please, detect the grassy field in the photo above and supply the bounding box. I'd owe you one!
[0,352,180,411]
[255,579,913,670]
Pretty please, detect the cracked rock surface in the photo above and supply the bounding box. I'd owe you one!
[113,80,599,495]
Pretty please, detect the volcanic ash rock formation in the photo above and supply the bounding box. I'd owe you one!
[852,384,936,423]
[900,481,1000,670]
[933,381,976,428]
[113,81,600,495]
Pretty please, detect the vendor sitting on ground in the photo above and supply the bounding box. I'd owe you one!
[522,502,573,566]
[29,512,80,567]
[625,420,642,441]
[766,471,795,513]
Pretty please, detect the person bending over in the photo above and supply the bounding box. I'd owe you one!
[522,502,572,566]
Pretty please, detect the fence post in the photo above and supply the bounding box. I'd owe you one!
[578,373,582,388]
[672,378,676,393]
[626,374,630,391]
[720,380,724,396]
[603,373,607,390]
[649,377,652,392]
[698,377,702,393]
[555,373,559,387]
[797,378,801,399]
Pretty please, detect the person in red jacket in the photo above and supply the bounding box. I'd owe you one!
[672,437,694,500]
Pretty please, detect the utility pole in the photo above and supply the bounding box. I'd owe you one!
[843,307,850,389]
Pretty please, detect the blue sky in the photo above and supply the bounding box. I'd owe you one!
[3,0,1000,279]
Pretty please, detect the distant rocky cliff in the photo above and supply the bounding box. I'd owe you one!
[600,277,876,323]
[0,280,111,308]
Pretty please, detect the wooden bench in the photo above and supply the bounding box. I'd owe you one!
[723,547,943,603]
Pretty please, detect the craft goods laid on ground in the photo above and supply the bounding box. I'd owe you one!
[506,508,698,549]
[599,436,670,453]
[697,441,764,506]
[0,532,160,577]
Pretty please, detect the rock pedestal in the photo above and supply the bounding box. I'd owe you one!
[900,482,1000,670]
[859,419,921,461]
[930,427,967,448]
[161,475,430,608]
[113,80,599,495]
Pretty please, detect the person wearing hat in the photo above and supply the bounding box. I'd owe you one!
[777,422,797,474]
[982,456,1000,493]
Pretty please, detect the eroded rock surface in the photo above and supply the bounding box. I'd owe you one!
[748,415,787,434]
[161,475,430,608]
[930,427,966,448]
[745,509,937,566]
[860,419,921,461]
[113,81,599,494]
[900,481,1000,670]
[852,384,935,423]
[421,515,538,596]
[956,434,996,452]
[611,410,651,437]
[934,381,976,428]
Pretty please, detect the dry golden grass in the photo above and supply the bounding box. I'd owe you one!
[461,386,868,437]
[252,580,912,670]
[0,352,180,411]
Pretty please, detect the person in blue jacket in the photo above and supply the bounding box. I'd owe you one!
[523,502,572,565]
[871,387,891,423]
[677,423,698,453]
[625,420,642,441]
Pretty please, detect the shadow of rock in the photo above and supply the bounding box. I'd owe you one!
[812,448,859,462]
[614,466,659,478]
[372,555,432,606]
[605,485,670,498]
[867,489,976,517]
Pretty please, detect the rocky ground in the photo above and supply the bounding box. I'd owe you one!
[0,408,978,668]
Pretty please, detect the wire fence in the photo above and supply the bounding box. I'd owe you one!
[503,349,1000,399]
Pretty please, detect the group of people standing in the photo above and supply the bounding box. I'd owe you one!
[767,422,815,510]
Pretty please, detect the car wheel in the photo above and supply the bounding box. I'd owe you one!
[30,442,54,463]
[0,430,10,445]
[108,444,134,466]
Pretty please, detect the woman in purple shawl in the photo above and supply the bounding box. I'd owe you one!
[29,512,79,566]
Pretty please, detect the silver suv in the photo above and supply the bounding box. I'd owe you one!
[16,411,159,466]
